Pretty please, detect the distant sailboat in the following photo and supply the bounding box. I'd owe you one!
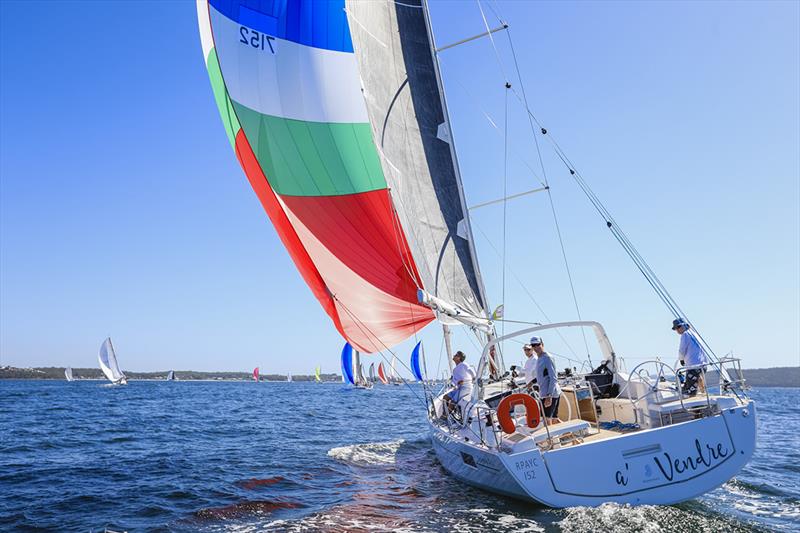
[287,372,292,383]
[65,367,74,382]
[368,362,376,384]
[166,370,176,381]
[315,366,321,383]
[390,355,401,385]
[341,342,372,389]
[377,362,389,385]
[253,367,259,382]
[98,337,127,385]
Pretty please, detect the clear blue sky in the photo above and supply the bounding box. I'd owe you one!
[1,1,798,375]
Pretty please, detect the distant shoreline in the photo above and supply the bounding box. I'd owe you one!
[1,365,798,387]
[0,366,341,383]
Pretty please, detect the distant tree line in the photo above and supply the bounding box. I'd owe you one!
[0,366,342,382]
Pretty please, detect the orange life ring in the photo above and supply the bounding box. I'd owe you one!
[497,393,541,434]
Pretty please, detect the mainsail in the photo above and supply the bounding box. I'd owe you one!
[98,338,126,384]
[65,367,74,382]
[167,370,175,381]
[315,366,321,382]
[197,0,489,353]
[253,367,260,382]
[368,362,376,383]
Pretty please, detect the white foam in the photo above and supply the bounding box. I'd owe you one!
[558,503,664,533]
[327,440,404,467]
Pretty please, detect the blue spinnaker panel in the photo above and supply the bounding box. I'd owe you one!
[410,341,424,382]
[341,342,355,385]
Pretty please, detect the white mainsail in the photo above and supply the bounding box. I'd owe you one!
[65,367,74,382]
[167,370,175,381]
[98,337,127,385]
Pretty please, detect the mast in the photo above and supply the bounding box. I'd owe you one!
[421,0,504,376]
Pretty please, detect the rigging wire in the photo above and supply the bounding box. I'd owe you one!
[482,0,723,366]
[501,81,510,365]
[471,220,581,360]
[475,0,593,365]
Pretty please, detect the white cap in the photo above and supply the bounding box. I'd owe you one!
[530,336,543,345]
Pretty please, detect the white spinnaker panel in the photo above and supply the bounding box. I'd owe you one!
[99,338,125,382]
[345,0,490,322]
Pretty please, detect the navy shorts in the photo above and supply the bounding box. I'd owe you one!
[542,395,560,418]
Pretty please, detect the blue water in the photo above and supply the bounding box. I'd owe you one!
[1,382,797,532]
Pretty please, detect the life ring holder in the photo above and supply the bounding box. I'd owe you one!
[496,393,541,434]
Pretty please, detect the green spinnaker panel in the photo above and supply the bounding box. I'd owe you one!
[233,102,387,197]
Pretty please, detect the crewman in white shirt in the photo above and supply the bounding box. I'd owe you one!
[522,344,538,392]
[445,351,476,417]
[672,318,709,396]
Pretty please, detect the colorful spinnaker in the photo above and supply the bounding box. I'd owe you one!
[253,367,260,382]
[196,0,490,353]
[341,343,355,385]
[315,366,321,383]
[377,362,388,385]
[410,341,425,382]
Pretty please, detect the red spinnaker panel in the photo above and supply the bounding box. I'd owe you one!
[235,129,434,352]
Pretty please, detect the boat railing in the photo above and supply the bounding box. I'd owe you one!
[617,360,719,426]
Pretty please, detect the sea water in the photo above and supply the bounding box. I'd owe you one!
[1,381,797,532]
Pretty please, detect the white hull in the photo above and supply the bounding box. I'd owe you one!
[430,400,756,507]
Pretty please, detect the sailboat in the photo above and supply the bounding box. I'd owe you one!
[98,337,127,385]
[315,366,321,383]
[65,367,74,382]
[340,342,372,389]
[377,362,389,385]
[287,372,292,383]
[166,370,176,381]
[389,355,401,386]
[197,0,754,507]
[253,367,259,382]
[367,363,376,384]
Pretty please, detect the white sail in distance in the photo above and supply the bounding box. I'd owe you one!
[98,337,126,384]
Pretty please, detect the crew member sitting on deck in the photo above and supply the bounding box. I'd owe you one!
[445,351,476,418]
[672,318,709,396]
[532,336,562,423]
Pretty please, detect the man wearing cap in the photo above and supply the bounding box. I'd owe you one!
[522,343,539,392]
[445,351,476,418]
[532,337,562,423]
[672,318,709,396]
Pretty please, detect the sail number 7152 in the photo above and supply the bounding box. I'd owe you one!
[239,26,276,54]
